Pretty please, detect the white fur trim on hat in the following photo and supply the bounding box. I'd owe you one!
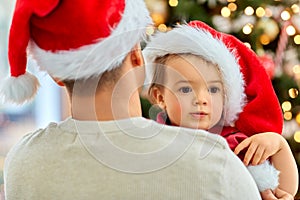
[0,72,40,104]
[247,160,280,191]
[143,25,246,126]
[28,0,152,80]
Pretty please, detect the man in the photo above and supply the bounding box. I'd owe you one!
[2,0,261,199]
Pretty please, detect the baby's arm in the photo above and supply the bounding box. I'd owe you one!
[234,132,299,196]
[234,132,298,195]
[269,134,298,196]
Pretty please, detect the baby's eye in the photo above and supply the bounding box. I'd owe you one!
[179,87,193,93]
[209,86,220,94]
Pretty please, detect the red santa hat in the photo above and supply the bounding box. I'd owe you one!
[188,21,283,135]
[144,21,283,135]
[143,23,246,127]
[0,0,152,104]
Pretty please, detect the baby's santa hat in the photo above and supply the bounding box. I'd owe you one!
[188,21,283,135]
[144,21,283,135]
[143,23,246,127]
[1,0,152,104]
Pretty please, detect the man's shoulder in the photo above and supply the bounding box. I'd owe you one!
[4,119,76,168]
[5,122,58,160]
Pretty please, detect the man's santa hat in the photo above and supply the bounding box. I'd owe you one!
[144,20,283,136]
[0,0,152,104]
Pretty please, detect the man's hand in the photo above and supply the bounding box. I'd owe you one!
[261,188,294,200]
[261,189,278,200]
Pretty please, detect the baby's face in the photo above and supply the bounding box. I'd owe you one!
[161,55,224,130]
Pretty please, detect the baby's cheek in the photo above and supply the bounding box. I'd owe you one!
[168,101,182,123]
[173,103,181,114]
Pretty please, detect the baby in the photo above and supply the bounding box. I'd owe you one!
[143,21,298,199]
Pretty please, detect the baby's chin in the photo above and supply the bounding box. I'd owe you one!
[179,122,210,131]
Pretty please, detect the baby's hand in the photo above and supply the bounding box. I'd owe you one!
[234,132,283,165]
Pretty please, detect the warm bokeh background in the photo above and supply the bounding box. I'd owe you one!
[0,0,299,198]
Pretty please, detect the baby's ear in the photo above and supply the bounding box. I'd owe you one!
[150,86,166,109]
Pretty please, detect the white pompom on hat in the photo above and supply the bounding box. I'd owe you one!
[1,0,152,104]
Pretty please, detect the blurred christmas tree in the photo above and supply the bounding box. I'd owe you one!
[145,0,300,197]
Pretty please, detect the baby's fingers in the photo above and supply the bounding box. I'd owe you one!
[251,146,265,165]
[243,143,259,165]
[234,138,251,155]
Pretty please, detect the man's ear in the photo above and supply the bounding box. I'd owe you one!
[151,86,166,109]
[130,43,144,67]
[52,77,65,87]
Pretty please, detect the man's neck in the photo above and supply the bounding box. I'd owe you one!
[70,59,144,121]
[70,88,142,121]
